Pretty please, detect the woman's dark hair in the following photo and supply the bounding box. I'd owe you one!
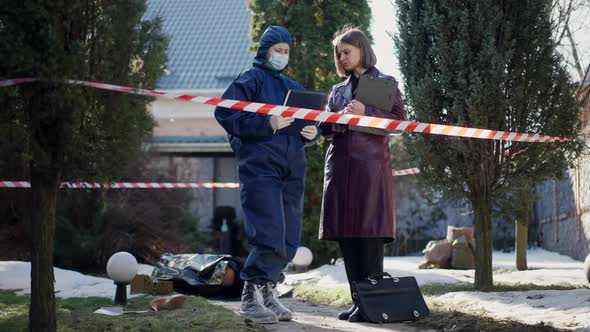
[332,26,377,77]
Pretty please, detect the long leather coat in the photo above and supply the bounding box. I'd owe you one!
[319,67,406,241]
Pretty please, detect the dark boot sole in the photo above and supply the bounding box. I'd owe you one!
[337,312,351,320]
[242,315,279,324]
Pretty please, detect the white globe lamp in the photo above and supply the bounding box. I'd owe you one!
[292,246,313,267]
[106,252,138,305]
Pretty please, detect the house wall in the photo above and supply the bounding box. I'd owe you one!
[149,89,227,137]
[155,118,227,136]
[530,87,590,261]
[532,139,590,261]
[146,153,241,233]
[147,89,242,235]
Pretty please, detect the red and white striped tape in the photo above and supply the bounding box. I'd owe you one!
[392,168,420,176]
[0,78,36,87]
[0,181,240,189]
[503,149,527,157]
[0,78,571,143]
[0,168,419,189]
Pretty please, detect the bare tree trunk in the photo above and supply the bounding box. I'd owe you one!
[554,0,589,82]
[29,164,60,332]
[470,140,495,291]
[515,180,532,271]
[26,84,64,332]
[565,24,584,80]
[472,194,494,290]
[515,219,528,270]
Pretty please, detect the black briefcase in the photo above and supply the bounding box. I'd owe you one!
[352,273,430,323]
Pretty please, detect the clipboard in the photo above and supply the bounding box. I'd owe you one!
[275,90,327,135]
[350,74,399,136]
[355,74,398,112]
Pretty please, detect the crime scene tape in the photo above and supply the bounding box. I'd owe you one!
[0,78,570,143]
[0,78,36,87]
[503,149,527,157]
[0,168,420,189]
[0,182,240,189]
[392,168,420,176]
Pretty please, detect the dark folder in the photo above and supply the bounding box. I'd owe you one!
[350,74,399,136]
[356,74,398,112]
[276,90,327,135]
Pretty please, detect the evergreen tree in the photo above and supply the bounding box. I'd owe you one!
[396,0,583,289]
[249,0,372,265]
[0,1,167,330]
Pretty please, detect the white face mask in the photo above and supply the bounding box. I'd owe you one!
[267,52,289,71]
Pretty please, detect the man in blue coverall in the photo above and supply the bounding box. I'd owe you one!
[214,26,319,324]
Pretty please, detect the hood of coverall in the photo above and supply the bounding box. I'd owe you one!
[253,26,293,71]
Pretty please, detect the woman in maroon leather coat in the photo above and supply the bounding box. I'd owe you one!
[319,27,406,323]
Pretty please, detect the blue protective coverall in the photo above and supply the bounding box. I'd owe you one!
[214,26,316,284]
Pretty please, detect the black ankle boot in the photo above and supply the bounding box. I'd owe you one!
[348,307,366,323]
[337,303,357,320]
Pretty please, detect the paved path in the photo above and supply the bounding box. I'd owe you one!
[209,298,435,332]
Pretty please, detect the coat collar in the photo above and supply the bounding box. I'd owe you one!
[330,67,391,111]
[334,67,380,97]
[363,66,380,77]
[336,67,380,88]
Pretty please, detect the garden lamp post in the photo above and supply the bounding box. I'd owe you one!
[292,246,313,268]
[106,252,138,305]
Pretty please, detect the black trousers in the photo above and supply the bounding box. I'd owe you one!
[338,238,384,301]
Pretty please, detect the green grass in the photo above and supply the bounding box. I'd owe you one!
[292,285,352,308]
[292,283,581,331]
[0,290,263,332]
[0,290,29,332]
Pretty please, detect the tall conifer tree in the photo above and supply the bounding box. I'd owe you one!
[0,1,167,329]
[396,0,582,289]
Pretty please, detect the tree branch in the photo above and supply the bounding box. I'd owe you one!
[565,24,585,80]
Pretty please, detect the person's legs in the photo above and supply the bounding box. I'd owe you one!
[261,147,306,321]
[238,160,288,284]
[361,238,384,277]
[339,239,366,287]
[337,239,363,320]
[348,238,385,322]
[237,152,287,324]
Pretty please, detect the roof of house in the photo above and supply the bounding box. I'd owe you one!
[144,0,253,90]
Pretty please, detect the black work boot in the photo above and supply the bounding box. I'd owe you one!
[239,281,278,324]
[337,303,357,320]
[260,282,293,321]
[348,306,366,323]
